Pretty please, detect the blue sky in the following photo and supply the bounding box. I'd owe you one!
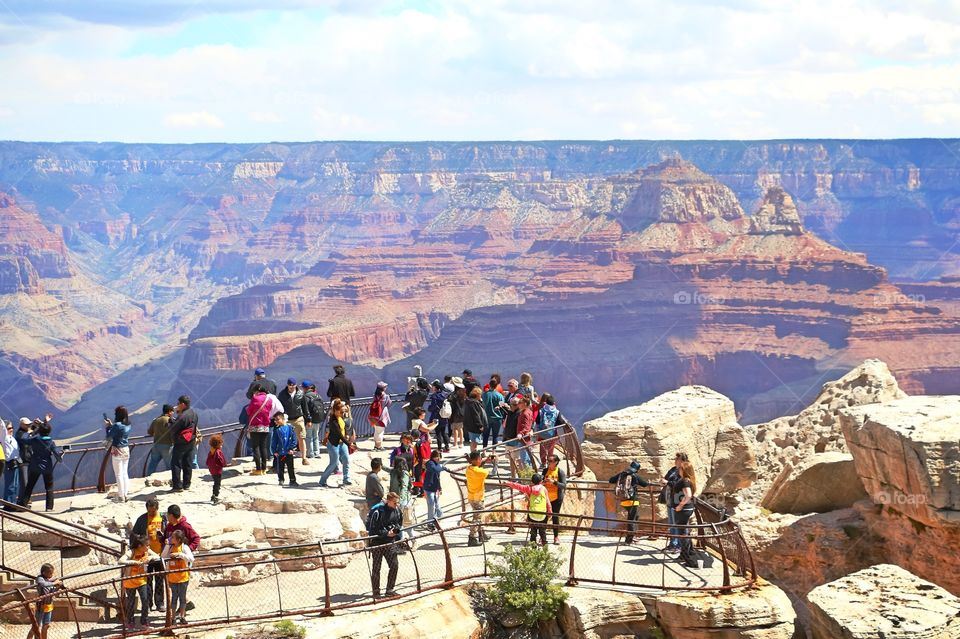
[0,0,958,142]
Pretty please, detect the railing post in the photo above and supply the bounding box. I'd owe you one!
[318,541,333,615]
[566,514,584,586]
[97,448,111,493]
[711,523,731,591]
[72,449,89,492]
[435,526,454,586]
[18,588,42,639]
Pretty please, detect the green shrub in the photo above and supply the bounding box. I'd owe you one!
[273,619,306,638]
[486,543,568,627]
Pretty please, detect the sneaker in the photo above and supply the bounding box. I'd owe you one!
[552,537,560,545]
[278,481,285,486]
[666,546,681,555]
[171,488,183,493]
[342,480,353,486]
[442,447,450,453]
[290,481,299,487]
[480,532,492,542]
[384,589,398,597]
[372,591,381,599]
[211,496,220,504]
[467,537,482,547]
[155,605,165,613]
[318,482,330,488]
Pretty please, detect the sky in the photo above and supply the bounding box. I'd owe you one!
[0,0,959,142]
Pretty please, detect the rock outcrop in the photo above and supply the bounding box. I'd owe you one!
[806,564,960,639]
[840,395,960,526]
[761,452,868,515]
[582,385,756,503]
[557,588,653,639]
[749,186,804,235]
[654,579,797,639]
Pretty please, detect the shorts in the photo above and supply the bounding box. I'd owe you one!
[466,431,482,444]
[450,422,464,435]
[37,608,53,626]
[290,416,306,437]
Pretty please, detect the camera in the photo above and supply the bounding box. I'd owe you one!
[61,444,72,451]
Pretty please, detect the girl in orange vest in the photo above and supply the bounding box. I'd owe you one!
[162,530,195,625]
[120,534,160,630]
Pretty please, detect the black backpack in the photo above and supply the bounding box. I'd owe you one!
[615,472,639,501]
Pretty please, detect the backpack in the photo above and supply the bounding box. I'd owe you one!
[439,397,452,419]
[365,502,384,534]
[615,473,638,501]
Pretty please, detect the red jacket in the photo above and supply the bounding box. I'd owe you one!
[206,449,226,475]
[516,408,534,442]
[162,516,201,552]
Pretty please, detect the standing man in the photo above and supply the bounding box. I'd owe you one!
[461,369,480,396]
[367,491,404,599]
[131,498,167,612]
[146,405,175,475]
[246,368,277,400]
[14,417,34,501]
[608,461,651,545]
[326,364,356,405]
[161,504,201,552]
[1,419,20,508]
[169,396,198,493]
[278,378,310,466]
[303,381,325,460]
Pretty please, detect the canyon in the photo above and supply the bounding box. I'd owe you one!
[0,141,958,435]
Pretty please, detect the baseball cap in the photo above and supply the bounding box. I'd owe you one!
[254,368,265,375]
[287,377,297,385]
[19,417,31,426]
[302,379,313,388]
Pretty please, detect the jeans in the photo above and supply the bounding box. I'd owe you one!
[3,463,20,505]
[169,581,189,614]
[425,490,442,521]
[667,505,680,547]
[170,444,195,490]
[305,424,320,457]
[624,505,641,543]
[505,440,531,468]
[370,543,398,595]
[276,456,296,484]
[212,474,222,498]
[146,560,165,609]
[675,508,697,567]
[191,449,199,470]
[249,432,270,471]
[124,584,150,625]
[320,442,350,485]
[435,420,450,450]
[146,445,173,475]
[19,467,54,510]
[111,452,130,500]
[482,421,501,448]
[550,498,563,539]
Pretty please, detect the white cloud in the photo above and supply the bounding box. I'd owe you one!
[163,110,225,129]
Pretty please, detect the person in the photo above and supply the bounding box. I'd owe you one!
[105,406,132,503]
[423,450,446,531]
[246,367,277,399]
[319,399,351,487]
[483,374,504,393]
[342,403,357,455]
[368,382,391,451]
[278,378,310,466]
[513,395,534,468]
[162,530,194,625]
[131,498,166,612]
[14,416,35,499]
[367,491,403,599]
[465,451,496,546]
[608,461,651,544]
[2,418,21,507]
[410,408,435,496]
[169,395,199,493]
[206,433,226,503]
[162,504,201,552]
[427,380,450,453]
[389,457,414,530]
[501,395,519,451]
[271,412,299,487]
[504,473,552,546]
[461,369,480,396]
[448,378,466,449]
[403,377,429,431]
[326,364,356,405]
[518,372,536,402]
[389,432,416,473]
[245,385,277,475]
[674,460,699,569]
[541,455,567,544]
[659,452,688,554]
[365,458,385,511]
[146,404,175,475]
[34,562,62,639]
[18,418,61,511]
[536,393,562,466]
[303,381,326,460]
[463,386,488,454]
[481,380,505,448]
[120,533,159,630]
[503,378,520,404]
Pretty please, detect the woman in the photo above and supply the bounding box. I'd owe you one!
[518,372,536,402]
[106,406,132,502]
[369,382,391,451]
[403,378,430,431]
[674,461,698,569]
[481,380,505,448]
[245,385,274,476]
[427,380,450,453]
[17,418,60,511]
[389,457,414,532]
[535,393,561,466]
[659,452,688,554]
[320,399,351,488]
[463,386,487,453]
[448,382,467,449]
[541,454,567,544]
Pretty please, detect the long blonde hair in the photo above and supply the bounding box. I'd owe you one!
[679,461,697,494]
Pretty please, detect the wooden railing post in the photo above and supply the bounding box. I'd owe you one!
[435,526,454,586]
[566,514,584,586]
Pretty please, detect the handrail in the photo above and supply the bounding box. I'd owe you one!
[0,499,126,556]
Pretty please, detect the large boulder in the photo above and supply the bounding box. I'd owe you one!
[806,564,960,639]
[582,385,756,497]
[655,579,797,639]
[557,587,653,639]
[839,395,960,526]
[761,452,868,515]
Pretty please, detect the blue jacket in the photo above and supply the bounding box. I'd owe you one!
[424,459,445,493]
[427,390,449,426]
[271,424,297,457]
[108,421,131,448]
[27,436,61,472]
[537,405,559,438]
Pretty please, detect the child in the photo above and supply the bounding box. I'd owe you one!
[411,409,436,497]
[504,473,552,546]
[271,413,299,487]
[120,534,160,630]
[423,450,446,531]
[206,433,226,504]
[465,451,496,546]
[34,563,61,639]
[162,530,194,625]
[365,458,385,511]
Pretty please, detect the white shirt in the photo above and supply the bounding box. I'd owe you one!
[1,420,19,462]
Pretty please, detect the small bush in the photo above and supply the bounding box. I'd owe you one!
[273,619,306,638]
[486,543,568,627]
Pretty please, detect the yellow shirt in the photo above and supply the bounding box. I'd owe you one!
[466,465,490,502]
[166,544,190,584]
[123,549,149,589]
[545,467,560,502]
[146,514,163,554]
